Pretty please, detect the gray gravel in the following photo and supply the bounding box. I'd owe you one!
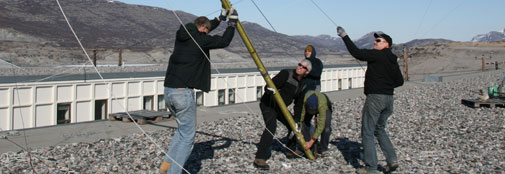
[1,71,505,173]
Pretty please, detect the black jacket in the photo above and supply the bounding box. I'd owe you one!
[260,69,307,111]
[164,18,235,92]
[305,46,323,90]
[342,36,404,95]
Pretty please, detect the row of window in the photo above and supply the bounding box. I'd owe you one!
[55,86,264,125]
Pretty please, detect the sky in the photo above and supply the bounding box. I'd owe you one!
[116,0,505,44]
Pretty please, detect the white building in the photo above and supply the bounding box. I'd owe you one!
[0,65,365,131]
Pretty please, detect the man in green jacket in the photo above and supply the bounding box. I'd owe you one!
[288,90,333,158]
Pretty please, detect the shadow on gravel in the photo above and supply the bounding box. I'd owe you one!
[331,137,363,169]
[149,123,254,173]
[184,137,232,174]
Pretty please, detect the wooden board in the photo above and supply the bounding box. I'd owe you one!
[461,98,505,108]
[109,110,171,124]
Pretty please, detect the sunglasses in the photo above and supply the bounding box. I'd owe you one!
[375,39,386,43]
[298,63,308,70]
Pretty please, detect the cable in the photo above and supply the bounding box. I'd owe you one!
[307,0,367,72]
[164,1,306,161]
[250,0,277,33]
[55,0,180,173]
[413,0,433,38]
[309,0,337,27]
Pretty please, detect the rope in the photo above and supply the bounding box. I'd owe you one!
[250,0,277,33]
[165,0,305,163]
[307,0,367,72]
[55,0,183,173]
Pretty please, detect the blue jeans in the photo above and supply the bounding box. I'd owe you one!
[361,94,397,171]
[163,87,196,174]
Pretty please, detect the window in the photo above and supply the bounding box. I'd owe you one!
[256,86,263,101]
[338,79,342,90]
[95,100,107,120]
[348,78,353,89]
[158,95,166,111]
[143,96,154,110]
[57,103,71,124]
[228,89,235,104]
[196,91,204,106]
[218,89,225,105]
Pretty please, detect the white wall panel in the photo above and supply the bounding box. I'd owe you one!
[76,85,91,100]
[157,81,164,93]
[36,104,53,127]
[57,86,72,102]
[112,83,125,97]
[236,88,246,103]
[255,76,264,86]
[246,75,255,86]
[227,76,237,88]
[246,87,256,101]
[143,81,154,95]
[0,88,9,107]
[0,108,8,130]
[13,88,31,106]
[13,107,32,130]
[128,82,140,96]
[205,91,217,106]
[216,77,227,89]
[95,84,108,99]
[36,86,53,104]
[127,97,141,111]
[237,76,246,88]
[76,102,91,122]
[111,99,125,113]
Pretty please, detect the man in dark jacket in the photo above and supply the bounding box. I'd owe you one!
[336,26,403,174]
[253,59,312,170]
[160,9,237,174]
[304,45,323,92]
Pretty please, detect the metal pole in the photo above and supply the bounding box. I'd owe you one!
[118,48,123,67]
[482,55,485,72]
[220,0,315,160]
[403,48,408,81]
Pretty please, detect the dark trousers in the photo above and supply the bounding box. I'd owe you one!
[301,109,332,152]
[255,102,295,160]
[362,94,398,171]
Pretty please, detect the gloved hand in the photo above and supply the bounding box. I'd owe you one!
[227,8,238,27]
[336,26,347,37]
[219,8,228,21]
[266,87,276,94]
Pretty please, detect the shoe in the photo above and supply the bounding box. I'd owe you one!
[253,159,270,170]
[159,161,170,174]
[356,168,379,174]
[384,161,399,173]
[286,149,303,159]
[319,151,329,157]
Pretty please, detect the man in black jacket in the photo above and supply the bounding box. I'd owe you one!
[253,59,312,170]
[160,9,237,174]
[304,45,323,92]
[336,26,403,174]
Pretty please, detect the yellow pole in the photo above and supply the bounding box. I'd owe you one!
[220,0,315,160]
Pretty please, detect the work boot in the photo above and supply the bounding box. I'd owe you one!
[253,158,270,170]
[384,161,399,173]
[159,161,170,174]
[286,149,303,159]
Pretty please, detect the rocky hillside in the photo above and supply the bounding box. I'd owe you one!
[396,42,505,80]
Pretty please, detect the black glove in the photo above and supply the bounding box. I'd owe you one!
[219,8,228,21]
[336,26,347,37]
[227,8,238,27]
